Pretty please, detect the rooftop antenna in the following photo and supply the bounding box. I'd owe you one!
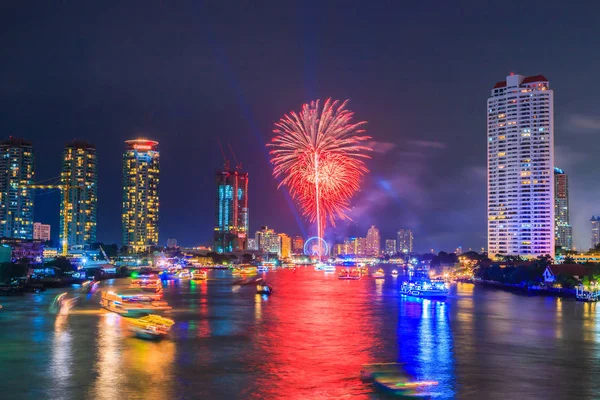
[217,140,230,170]
[228,142,242,170]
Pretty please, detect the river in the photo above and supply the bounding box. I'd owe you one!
[0,265,599,399]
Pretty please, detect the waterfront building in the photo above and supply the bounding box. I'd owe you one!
[166,238,177,248]
[256,226,281,256]
[554,168,572,250]
[488,73,554,257]
[334,243,345,256]
[591,216,600,249]
[397,229,413,253]
[1,238,43,264]
[555,253,600,264]
[214,167,249,253]
[0,138,35,239]
[385,239,396,255]
[247,238,257,251]
[292,235,304,254]
[279,233,291,259]
[60,140,97,247]
[33,222,50,242]
[344,237,367,256]
[366,225,380,256]
[122,139,160,252]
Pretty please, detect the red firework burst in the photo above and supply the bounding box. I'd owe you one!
[268,98,372,239]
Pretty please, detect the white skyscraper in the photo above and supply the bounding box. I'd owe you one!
[487,73,554,257]
[366,225,380,256]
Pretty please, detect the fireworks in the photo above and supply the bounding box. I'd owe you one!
[268,98,372,241]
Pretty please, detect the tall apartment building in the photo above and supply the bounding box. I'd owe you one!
[33,222,51,242]
[0,138,35,239]
[122,139,160,252]
[554,168,572,250]
[256,226,281,256]
[385,239,396,255]
[60,140,97,247]
[292,235,304,254]
[397,229,413,253]
[279,233,292,259]
[591,217,600,250]
[487,73,554,257]
[214,168,249,253]
[366,225,380,256]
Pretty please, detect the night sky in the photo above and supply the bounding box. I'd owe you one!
[1,1,599,252]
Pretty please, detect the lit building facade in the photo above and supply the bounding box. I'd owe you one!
[60,140,97,247]
[488,74,554,257]
[0,138,35,239]
[122,139,160,252]
[554,167,572,250]
[33,222,51,242]
[591,216,600,249]
[343,237,367,256]
[247,238,257,251]
[214,169,249,253]
[397,229,413,253]
[256,226,281,256]
[292,235,304,254]
[385,239,396,255]
[279,233,291,259]
[366,225,380,256]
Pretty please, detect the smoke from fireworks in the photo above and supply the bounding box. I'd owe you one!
[268,99,372,242]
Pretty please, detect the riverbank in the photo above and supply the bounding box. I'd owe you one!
[473,279,576,298]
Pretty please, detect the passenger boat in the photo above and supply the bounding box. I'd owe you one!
[127,314,175,340]
[191,270,207,280]
[372,268,385,278]
[391,269,399,277]
[400,279,449,299]
[323,264,336,272]
[240,266,257,275]
[257,282,273,295]
[176,270,191,280]
[130,274,163,292]
[338,268,362,280]
[100,290,172,317]
[257,265,269,272]
[360,362,437,397]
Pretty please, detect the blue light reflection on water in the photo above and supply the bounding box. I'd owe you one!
[398,295,455,399]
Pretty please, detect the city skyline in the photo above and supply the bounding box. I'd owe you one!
[3,3,600,251]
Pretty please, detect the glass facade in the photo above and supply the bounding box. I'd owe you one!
[214,170,248,253]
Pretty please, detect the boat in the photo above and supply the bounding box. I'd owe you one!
[372,268,385,278]
[175,270,191,280]
[130,274,163,292]
[360,362,437,397]
[257,282,273,295]
[576,285,599,302]
[323,264,336,273]
[338,268,362,280]
[314,264,326,271]
[100,290,172,317]
[400,279,449,299]
[233,277,263,286]
[127,314,175,340]
[257,265,269,272]
[391,269,399,277]
[191,270,207,280]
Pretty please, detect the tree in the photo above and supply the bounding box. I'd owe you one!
[46,256,74,272]
[564,255,575,264]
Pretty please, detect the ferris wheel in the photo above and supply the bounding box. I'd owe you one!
[303,236,329,257]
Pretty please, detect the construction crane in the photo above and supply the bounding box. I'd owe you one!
[26,182,83,256]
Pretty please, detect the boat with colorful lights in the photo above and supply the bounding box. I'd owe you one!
[257,265,269,272]
[100,290,172,317]
[360,362,438,397]
[257,282,273,295]
[372,268,385,278]
[191,269,207,280]
[130,274,163,292]
[400,279,449,299]
[338,268,362,280]
[175,269,191,280]
[127,314,175,340]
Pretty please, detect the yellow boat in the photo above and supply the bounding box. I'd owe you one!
[127,314,175,340]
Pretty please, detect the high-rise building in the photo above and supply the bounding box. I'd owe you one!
[385,239,396,255]
[591,217,600,250]
[334,243,345,256]
[279,233,291,259]
[0,138,35,239]
[366,225,380,256]
[214,168,249,253]
[256,226,281,255]
[247,238,257,251]
[60,140,97,247]
[166,238,178,248]
[33,222,51,242]
[344,237,367,256]
[122,139,160,252]
[397,229,413,253]
[488,73,554,257]
[554,168,572,250]
[292,235,305,254]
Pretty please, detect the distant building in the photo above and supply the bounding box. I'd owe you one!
[214,168,249,253]
[1,238,43,264]
[397,229,413,253]
[256,226,281,256]
[366,225,380,256]
[166,238,178,248]
[279,233,291,259]
[334,243,345,256]
[344,237,367,256]
[33,223,51,242]
[592,216,600,249]
[554,168,572,250]
[456,246,463,256]
[122,139,160,252]
[385,239,396,255]
[247,238,257,251]
[60,140,97,247]
[488,73,554,257]
[0,137,35,239]
[292,236,304,254]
